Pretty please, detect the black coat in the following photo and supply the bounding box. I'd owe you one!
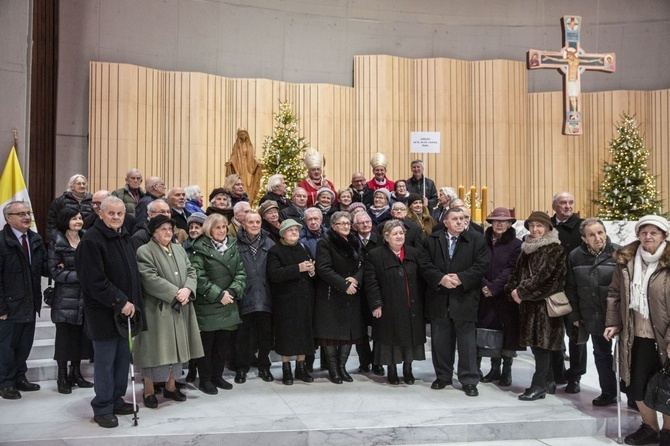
[46,192,94,241]
[84,212,136,235]
[565,239,620,335]
[350,185,374,208]
[423,229,489,321]
[259,192,290,210]
[237,229,275,315]
[478,227,523,351]
[262,220,281,245]
[75,218,146,341]
[279,205,306,227]
[367,208,392,233]
[0,225,48,322]
[401,218,424,250]
[266,242,315,356]
[552,213,584,257]
[48,232,85,325]
[406,175,438,209]
[364,245,437,347]
[171,208,190,232]
[314,230,365,341]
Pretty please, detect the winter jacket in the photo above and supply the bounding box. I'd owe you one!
[112,185,145,217]
[46,192,94,241]
[236,229,274,315]
[48,231,85,325]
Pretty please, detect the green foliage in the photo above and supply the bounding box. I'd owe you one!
[256,101,309,204]
[594,114,663,220]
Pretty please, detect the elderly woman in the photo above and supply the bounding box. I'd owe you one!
[478,207,522,387]
[505,211,566,401]
[367,188,392,232]
[259,174,290,210]
[206,188,234,221]
[189,213,246,395]
[604,215,670,446]
[48,208,93,394]
[431,187,457,223]
[183,212,206,251]
[184,185,205,215]
[406,193,435,239]
[267,219,317,385]
[390,179,410,205]
[314,211,365,384]
[47,174,94,240]
[315,188,337,227]
[364,219,440,384]
[135,215,204,408]
[223,174,249,207]
[337,188,354,212]
[258,200,281,244]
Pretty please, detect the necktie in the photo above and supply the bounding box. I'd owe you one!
[21,234,30,261]
[362,238,368,246]
[449,236,457,258]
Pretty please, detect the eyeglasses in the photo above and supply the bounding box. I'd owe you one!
[640,231,663,238]
[333,222,351,227]
[92,201,102,206]
[8,212,32,217]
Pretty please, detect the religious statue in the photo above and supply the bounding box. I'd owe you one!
[225,127,262,203]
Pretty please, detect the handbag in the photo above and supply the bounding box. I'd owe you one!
[546,291,572,318]
[644,358,670,416]
[476,328,503,358]
[43,278,54,306]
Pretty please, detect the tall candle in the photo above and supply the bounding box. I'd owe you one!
[458,185,465,201]
[481,186,488,221]
[470,186,476,220]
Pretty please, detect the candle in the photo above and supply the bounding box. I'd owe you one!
[470,186,476,220]
[458,185,465,200]
[481,187,488,222]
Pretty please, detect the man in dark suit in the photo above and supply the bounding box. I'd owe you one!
[168,187,190,232]
[423,207,488,396]
[0,201,48,400]
[550,191,586,393]
[349,172,374,208]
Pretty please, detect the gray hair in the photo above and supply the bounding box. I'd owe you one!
[266,174,285,193]
[100,196,124,211]
[391,202,407,211]
[67,174,87,192]
[184,185,201,200]
[125,168,141,179]
[330,211,352,228]
[580,218,606,236]
[304,207,323,220]
[233,201,251,214]
[552,191,574,206]
[352,210,371,225]
[147,198,169,213]
[382,219,405,238]
[2,201,28,217]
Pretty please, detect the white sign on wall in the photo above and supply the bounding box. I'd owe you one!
[410,132,441,153]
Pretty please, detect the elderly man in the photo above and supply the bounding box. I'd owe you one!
[112,168,145,217]
[565,218,619,406]
[75,196,145,428]
[134,176,166,225]
[299,207,327,259]
[280,187,308,226]
[84,190,136,234]
[259,174,290,211]
[423,207,488,397]
[229,201,251,238]
[550,191,586,393]
[298,148,337,207]
[349,172,374,208]
[167,187,190,232]
[0,201,48,400]
[131,199,172,250]
[367,153,395,191]
[406,159,438,209]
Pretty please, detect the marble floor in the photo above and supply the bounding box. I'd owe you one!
[1,345,643,445]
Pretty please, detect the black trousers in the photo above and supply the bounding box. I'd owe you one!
[592,333,617,396]
[531,346,555,388]
[430,317,479,385]
[0,320,35,388]
[199,329,235,382]
[235,311,273,372]
[552,318,587,382]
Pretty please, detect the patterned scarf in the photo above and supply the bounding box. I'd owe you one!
[211,237,228,255]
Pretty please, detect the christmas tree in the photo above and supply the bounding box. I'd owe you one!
[256,101,309,204]
[594,114,663,220]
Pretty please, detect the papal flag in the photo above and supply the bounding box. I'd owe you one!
[0,146,36,231]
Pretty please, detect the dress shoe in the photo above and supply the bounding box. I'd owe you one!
[15,379,40,392]
[431,379,451,390]
[143,393,158,409]
[93,413,119,428]
[163,386,186,402]
[199,381,218,395]
[592,393,617,407]
[0,386,21,400]
[258,368,274,382]
[358,364,371,373]
[546,381,557,395]
[554,376,568,385]
[234,370,247,384]
[463,384,479,397]
[518,386,547,401]
[624,423,659,445]
[372,365,385,376]
[113,402,138,415]
[565,381,581,394]
[213,377,233,390]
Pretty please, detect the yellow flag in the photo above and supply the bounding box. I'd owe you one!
[0,146,36,230]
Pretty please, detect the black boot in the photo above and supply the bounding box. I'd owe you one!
[499,356,513,387]
[69,362,93,388]
[57,361,71,394]
[387,364,400,385]
[185,360,197,383]
[338,345,353,382]
[281,362,293,386]
[325,346,342,384]
[294,360,314,383]
[481,357,502,383]
[402,362,415,385]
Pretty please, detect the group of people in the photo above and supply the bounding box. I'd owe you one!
[0,151,668,445]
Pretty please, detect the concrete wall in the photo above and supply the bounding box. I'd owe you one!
[0,0,31,173]
[48,0,670,191]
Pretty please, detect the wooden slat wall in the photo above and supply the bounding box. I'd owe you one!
[89,58,669,219]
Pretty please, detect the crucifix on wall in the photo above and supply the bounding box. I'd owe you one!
[527,16,616,135]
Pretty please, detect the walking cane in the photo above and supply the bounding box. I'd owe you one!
[614,334,623,444]
[127,317,139,427]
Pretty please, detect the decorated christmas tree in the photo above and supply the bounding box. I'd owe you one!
[256,101,309,204]
[594,114,663,220]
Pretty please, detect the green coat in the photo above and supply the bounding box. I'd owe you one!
[135,239,204,368]
[189,235,246,332]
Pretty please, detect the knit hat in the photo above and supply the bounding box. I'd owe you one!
[635,215,670,238]
[486,207,516,224]
[524,211,553,231]
[374,188,391,203]
[316,187,336,200]
[348,202,367,213]
[257,200,279,216]
[279,219,302,237]
[187,212,207,227]
[407,193,423,206]
[208,187,229,202]
[148,214,175,235]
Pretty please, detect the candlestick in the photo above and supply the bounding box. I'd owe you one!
[458,185,465,201]
[481,187,488,222]
[470,186,476,221]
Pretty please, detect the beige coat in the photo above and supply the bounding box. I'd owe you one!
[606,241,670,385]
[135,239,204,368]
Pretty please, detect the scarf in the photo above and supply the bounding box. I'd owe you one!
[239,229,262,258]
[521,229,561,254]
[211,237,229,255]
[71,191,87,202]
[368,205,389,218]
[630,241,666,319]
[317,204,332,214]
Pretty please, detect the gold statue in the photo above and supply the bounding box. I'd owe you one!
[225,128,262,203]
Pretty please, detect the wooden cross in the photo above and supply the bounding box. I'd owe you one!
[528,16,615,135]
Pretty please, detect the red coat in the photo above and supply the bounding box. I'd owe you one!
[366,178,395,192]
[298,178,337,207]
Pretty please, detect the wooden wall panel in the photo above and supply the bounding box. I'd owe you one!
[89,59,669,221]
